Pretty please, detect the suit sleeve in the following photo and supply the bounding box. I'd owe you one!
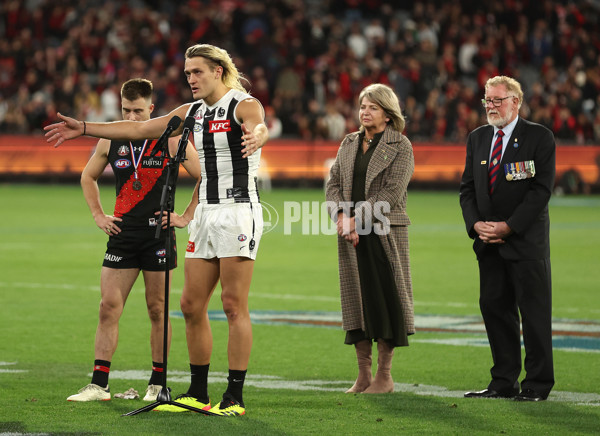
[459,132,480,239]
[506,127,556,235]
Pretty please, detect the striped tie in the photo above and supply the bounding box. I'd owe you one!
[488,130,504,194]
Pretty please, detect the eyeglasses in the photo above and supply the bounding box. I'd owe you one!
[481,96,516,108]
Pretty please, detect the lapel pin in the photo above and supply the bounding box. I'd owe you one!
[481,160,487,165]
[514,138,519,148]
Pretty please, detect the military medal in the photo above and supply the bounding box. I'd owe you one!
[505,160,536,181]
[129,140,148,192]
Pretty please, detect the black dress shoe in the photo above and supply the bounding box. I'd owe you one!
[464,388,516,399]
[514,388,546,402]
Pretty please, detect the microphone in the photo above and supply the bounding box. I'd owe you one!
[173,116,196,162]
[150,115,182,157]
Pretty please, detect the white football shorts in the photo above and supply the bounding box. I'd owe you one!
[185,202,263,260]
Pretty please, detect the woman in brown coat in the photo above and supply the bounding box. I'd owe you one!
[326,83,414,394]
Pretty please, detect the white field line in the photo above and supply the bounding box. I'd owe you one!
[0,361,28,373]
[106,369,600,406]
[3,281,599,315]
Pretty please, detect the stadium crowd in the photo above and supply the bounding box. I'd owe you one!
[1,0,599,144]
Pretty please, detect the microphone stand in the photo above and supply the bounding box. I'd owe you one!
[123,136,215,417]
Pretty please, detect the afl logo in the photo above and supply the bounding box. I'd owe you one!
[115,159,131,169]
[237,234,247,242]
[156,249,166,257]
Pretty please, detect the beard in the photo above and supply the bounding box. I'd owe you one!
[486,108,514,128]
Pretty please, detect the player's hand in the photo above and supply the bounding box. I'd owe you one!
[44,112,85,147]
[95,215,122,235]
[241,123,260,158]
[155,211,190,229]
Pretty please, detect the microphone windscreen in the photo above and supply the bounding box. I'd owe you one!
[183,115,195,130]
[168,115,182,130]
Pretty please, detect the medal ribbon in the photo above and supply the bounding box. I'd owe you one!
[129,140,149,181]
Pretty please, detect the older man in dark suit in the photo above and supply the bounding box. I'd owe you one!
[459,76,556,402]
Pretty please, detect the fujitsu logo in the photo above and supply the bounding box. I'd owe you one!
[209,120,231,133]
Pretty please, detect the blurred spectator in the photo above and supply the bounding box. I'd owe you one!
[264,105,282,139]
[0,0,598,144]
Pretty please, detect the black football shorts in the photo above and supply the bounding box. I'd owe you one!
[103,227,177,271]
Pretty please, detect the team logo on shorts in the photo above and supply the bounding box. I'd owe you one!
[186,241,195,252]
[117,145,129,156]
[115,159,131,169]
[238,234,247,242]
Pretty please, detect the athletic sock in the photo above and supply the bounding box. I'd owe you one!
[149,361,164,386]
[186,363,209,403]
[91,359,111,388]
[225,369,247,407]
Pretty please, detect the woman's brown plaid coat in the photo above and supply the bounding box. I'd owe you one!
[326,125,415,335]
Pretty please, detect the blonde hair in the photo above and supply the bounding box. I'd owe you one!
[485,76,524,108]
[185,44,248,93]
[358,83,405,132]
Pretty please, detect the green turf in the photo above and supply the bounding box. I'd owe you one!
[0,184,599,435]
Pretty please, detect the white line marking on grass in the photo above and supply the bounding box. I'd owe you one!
[4,281,600,315]
[0,281,100,292]
[106,370,600,406]
[252,292,339,302]
[0,361,28,373]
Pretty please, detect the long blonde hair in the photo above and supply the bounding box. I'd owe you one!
[358,83,405,133]
[185,44,248,93]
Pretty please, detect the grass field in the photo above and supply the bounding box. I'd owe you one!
[1,183,599,435]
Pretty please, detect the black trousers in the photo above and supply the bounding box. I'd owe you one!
[478,247,554,397]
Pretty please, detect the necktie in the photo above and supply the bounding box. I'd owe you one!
[488,130,504,194]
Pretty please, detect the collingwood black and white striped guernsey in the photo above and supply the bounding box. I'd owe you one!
[186,89,263,205]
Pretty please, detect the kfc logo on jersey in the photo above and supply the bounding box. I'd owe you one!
[209,120,231,133]
[117,145,129,156]
[156,249,166,257]
[115,159,131,169]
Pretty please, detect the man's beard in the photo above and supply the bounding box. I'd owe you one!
[486,108,513,128]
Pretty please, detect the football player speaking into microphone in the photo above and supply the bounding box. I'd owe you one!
[46,44,269,417]
[61,79,200,403]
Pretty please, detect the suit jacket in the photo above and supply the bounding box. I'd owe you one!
[459,117,556,260]
[326,125,415,334]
